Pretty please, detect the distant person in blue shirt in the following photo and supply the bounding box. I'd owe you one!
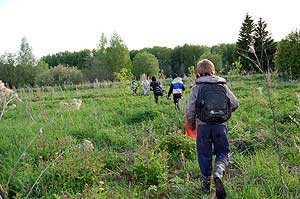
[167,73,185,109]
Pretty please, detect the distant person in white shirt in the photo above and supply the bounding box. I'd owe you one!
[140,73,150,96]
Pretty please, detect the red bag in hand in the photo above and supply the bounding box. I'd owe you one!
[186,118,197,139]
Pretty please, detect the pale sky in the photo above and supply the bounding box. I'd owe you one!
[0,0,299,58]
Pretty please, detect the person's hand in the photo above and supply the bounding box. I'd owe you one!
[189,123,196,131]
[190,127,196,131]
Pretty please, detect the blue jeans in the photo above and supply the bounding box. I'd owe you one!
[196,124,229,177]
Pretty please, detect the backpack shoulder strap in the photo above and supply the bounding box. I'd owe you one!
[196,81,226,85]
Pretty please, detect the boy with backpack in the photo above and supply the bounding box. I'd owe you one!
[167,73,185,109]
[186,59,239,199]
[150,76,163,103]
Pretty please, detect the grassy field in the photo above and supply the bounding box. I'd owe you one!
[0,74,300,198]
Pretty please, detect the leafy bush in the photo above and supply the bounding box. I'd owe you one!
[275,30,300,79]
[159,131,195,161]
[132,52,159,78]
[114,67,132,83]
[36,64,82,86]
[129,146,168,186]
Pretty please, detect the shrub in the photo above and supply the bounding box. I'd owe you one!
[132,52,159,78]
[129,148,168,186]
[114,67,132,83]
[159,131,195,161]
[275,30,300,79]
[36,64,83,86]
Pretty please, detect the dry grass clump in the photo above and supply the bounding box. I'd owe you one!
[59,98,82,110]
[78,139,94,151]
[0,80,22,120]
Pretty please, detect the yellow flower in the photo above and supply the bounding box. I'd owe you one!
[99,187,105,191]
[99,180,104,185]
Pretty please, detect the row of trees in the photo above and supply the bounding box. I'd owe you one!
[0,14,299,88]
[0,38,49,87]
[42,42,234,80]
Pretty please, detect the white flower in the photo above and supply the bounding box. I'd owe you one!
[72,99,82,110]
[257,87,263,95]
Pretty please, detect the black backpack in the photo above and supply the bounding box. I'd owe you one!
[195,82,231,124]
[153,81,163,96]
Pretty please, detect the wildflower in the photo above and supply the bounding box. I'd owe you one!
[99,180,104,185]
[99,187,105,191]
[257,87,263,95]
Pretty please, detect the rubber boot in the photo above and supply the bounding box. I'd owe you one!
[214,162,226,199]
[201,176,211,195]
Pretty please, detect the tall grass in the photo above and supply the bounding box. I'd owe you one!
[0,77,299,198]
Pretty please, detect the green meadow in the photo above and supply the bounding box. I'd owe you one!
[1,74,300,198]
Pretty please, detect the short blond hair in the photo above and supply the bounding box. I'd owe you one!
[197,59,215,76]
[141,73,147,81]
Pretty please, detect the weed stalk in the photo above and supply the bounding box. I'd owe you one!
[238,45,287,197]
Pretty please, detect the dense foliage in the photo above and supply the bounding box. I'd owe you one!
[275,30,300,79]
[41,49,91,69]
[211,43,236,73]
[132,52,159,78]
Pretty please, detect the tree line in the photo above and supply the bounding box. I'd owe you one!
[0,14,299,88]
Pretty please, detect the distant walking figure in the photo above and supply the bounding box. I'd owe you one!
[130,76,139,96]
[186,59,239,198]
[141,73,150,96]
[150,76,163,103]
[167,73,185,109]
